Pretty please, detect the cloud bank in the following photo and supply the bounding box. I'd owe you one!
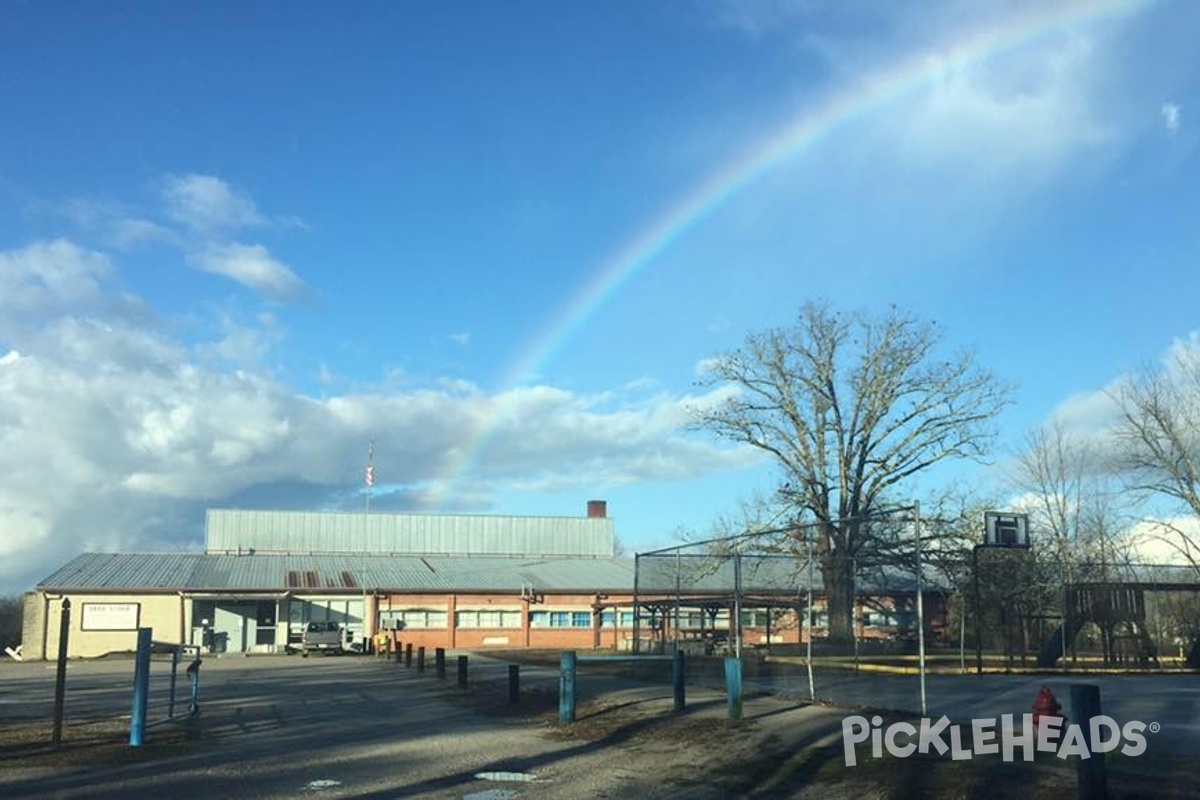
[0,235,755,592]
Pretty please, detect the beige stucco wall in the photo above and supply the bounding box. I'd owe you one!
[33,593,186,660]
[21,592,45,660]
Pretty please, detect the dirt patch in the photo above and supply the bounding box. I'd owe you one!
[0,716,202,771]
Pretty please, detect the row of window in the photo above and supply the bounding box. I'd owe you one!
[378,609,643,630]
[376,609,913,631]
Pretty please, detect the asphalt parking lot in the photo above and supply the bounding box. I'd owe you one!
[2,653,1199,799]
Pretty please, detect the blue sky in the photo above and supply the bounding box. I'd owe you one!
[1,0,1198,591]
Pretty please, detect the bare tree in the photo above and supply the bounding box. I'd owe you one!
[694,302,1011,642]
[1011,420,1131,575]
[1008,421,1137,664]
[1111,342,1200,574]
[0,595,22,651]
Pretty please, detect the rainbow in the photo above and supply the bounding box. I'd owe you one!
[432,0,1147,508]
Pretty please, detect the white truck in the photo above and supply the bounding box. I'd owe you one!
[300,621,351,656]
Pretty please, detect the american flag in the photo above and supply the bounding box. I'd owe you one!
[365,444,375,488]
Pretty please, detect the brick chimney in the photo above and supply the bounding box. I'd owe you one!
[587,500,607,519]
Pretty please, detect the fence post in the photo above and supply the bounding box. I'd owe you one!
[1070,685,1108,800]
[168,647,180,719]
[130,627,153,747]
[405,643,413,667]
[51,598,71,747]
[559,651,577,724]
[673,649,686,712]
[508,664,520,704]
[725,657,743,722]
[417,646,426,673]
[187,655,201,714]
[435,648,446,679]
[457,655,468,688]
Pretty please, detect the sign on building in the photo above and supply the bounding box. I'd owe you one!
[81,602,141,631]
[984,512,1030,548]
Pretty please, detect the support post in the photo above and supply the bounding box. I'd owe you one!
[168,647,180,719]
[806,532,815,703]
[129,627,152,747]
[187,656,201,714]
[733,553,742,659]
[51,598,71,747]
[508,664,520,703]
[435,647,446,679]
[559,651,577,724]
[1070,685,1108,800]
[457,655,468,688]
[915,501,928,716]
[974,545,984,676]
[725,657,743,721]
[633,554,641,656]
[672,649,686,712]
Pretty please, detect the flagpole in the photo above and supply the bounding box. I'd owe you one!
[365,441,374,514]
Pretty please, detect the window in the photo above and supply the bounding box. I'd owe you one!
[382,609,447,629]
[455,610,522,629]
[600,611,637,628]
[530,610,592,628]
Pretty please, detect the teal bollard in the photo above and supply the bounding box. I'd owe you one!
[725,657,743,721]
[559,651,577,724]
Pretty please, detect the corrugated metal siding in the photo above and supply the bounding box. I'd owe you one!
[38,553,203,591]
[38,552,637,593]
[205,509,615,557]
[38,553,946,595]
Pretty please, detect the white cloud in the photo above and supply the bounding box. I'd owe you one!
[449,331,471,346]
[161,173,265,233]
[0,239,759,592]
[1162,102,1181,135]
[1123,517,1200,567]
[60,198,177,250]
[188,242,307,301]
[707,0,818,38]
[0,239,112,335]
[874,32,1117,185]
[195,311,287,368]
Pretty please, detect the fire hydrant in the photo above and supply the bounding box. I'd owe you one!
[1031,685,1065,725]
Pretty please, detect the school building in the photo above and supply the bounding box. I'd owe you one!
[22,502,948,659]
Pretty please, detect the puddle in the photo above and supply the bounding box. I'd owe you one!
[473,771,539,782]
[304,779,343,791]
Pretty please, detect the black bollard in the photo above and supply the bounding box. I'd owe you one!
[51,598,71,746]
[435,647,446,679]
[673,649,686,712]
[404,643,413,668]
[417,646,425,672]
[1070,685,1109,800]
[457,655,468,688]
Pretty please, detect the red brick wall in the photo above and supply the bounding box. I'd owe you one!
[374,590,951,651]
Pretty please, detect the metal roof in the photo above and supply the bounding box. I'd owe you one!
[204,509,615,558]
[37,552,636,593]
[634,553,950,594]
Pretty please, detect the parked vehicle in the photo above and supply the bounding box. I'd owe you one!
[301,621,348,656]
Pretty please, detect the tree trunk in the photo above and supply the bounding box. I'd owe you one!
[823,557,855,644]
